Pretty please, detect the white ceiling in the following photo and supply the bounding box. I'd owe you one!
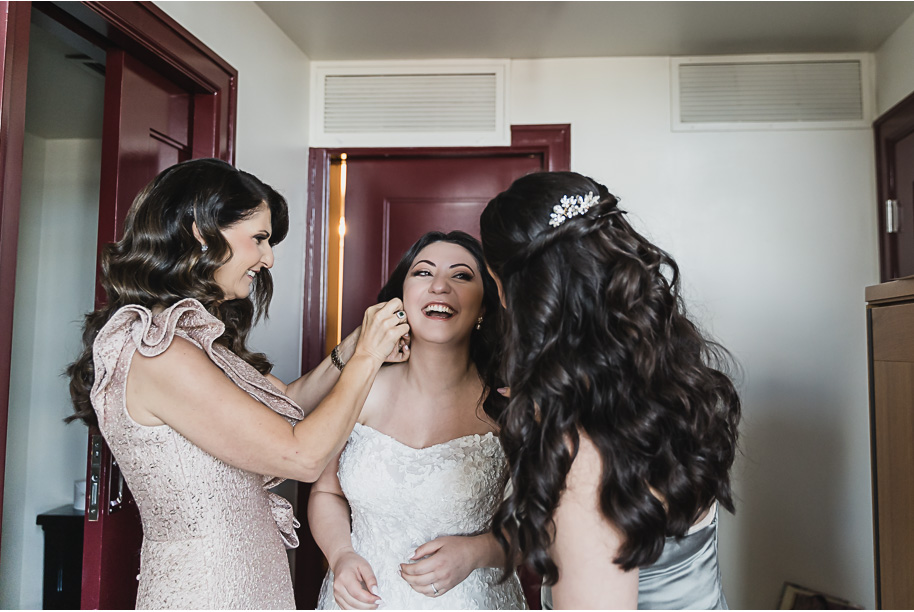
[256,1,914,61]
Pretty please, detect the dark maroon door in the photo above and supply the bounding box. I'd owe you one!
[0,0,31,554]
[81,47,192,610]
[889,131,914,279]
[339,153,547,609]
[876,91,914,281]
[340,154,544,336]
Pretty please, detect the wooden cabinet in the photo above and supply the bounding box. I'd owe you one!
[866,279,914,609]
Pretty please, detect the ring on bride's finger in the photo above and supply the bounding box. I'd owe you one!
[432,583,439,596]
[395,310,406,320]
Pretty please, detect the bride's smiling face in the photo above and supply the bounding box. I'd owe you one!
[401,241,484,345]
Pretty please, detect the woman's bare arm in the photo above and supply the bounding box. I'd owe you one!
[126,300,407,483]
[549,434,639,609]
[282,326,362,415]
[309,453,381,609]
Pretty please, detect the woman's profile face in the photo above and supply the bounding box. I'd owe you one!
[402,241,484,346]
[212,203,274,301]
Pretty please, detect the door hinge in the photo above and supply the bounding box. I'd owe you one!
[886,199,900,234]
[88,434,102,521]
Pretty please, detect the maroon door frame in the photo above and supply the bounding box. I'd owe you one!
[296,124,570,607]
[875,90,914,282]
[0,1,236,607]
[301,124,570,373]
[0,1,33,552]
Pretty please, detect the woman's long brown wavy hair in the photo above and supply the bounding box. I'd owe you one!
[480,172,740,583]
[67,158,289,426]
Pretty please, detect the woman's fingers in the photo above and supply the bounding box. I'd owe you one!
[402,571,437,587]
[400,570,440,597]
[335,582,379,610]
[356,299,410,363]
[357,564,381,604]
[385,335,411,363]
[375,297,404,317]
[334,561,381,609]
[400,566,447,597]
[411,538,445,560]
[400,556,442,586]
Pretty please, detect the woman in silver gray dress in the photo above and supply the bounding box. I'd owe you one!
[479,172,740,609]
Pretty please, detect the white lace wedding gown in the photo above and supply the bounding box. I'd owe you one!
[317,423,527,610]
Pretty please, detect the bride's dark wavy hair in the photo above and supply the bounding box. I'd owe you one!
[67,158,289,427]
[377,231,507,420]
[480,171,740,583]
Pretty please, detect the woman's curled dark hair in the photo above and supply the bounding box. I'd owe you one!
[377,230,507,421]
[480,172,740,584]
[67,158,290,427]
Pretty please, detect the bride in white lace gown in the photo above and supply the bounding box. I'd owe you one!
[310,232,526,610]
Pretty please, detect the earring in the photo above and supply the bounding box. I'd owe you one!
[201,244,209,252]
[475,316,483,330]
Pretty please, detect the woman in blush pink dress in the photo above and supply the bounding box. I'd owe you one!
[67,158,410,609]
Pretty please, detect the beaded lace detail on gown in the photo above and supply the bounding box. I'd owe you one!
[91,299,303,609]
[317,423,527,610]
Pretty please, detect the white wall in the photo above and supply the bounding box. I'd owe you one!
[154,0,311,383]
[876,11,914,115]
[511,57,878,609]
[0,135,102,609]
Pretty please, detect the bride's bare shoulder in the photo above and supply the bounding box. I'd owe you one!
[359,362,407,423]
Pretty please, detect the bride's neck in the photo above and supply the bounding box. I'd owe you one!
[403,338,476,393]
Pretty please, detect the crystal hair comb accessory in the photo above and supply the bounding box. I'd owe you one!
[548,192,600,228]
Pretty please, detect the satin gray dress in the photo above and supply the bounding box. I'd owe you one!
[542,504,727,610]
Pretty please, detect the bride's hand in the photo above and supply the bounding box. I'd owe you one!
[331,549,382,610]
[398,536,481,598]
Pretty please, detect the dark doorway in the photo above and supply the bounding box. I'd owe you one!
[0,13,105,609]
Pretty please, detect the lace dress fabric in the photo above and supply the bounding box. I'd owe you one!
[91,299,303,609]
[317,423,527,610]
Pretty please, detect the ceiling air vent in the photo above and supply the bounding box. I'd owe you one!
[672,55,872,131]
[311,61,509,147]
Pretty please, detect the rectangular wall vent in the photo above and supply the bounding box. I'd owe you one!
[311,61,509,147]
[672,55,872,131]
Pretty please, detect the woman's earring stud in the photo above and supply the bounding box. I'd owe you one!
[201,244,209,253]
[476,316,483,330]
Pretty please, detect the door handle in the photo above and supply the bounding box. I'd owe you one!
[109,459,125,513]
[886,199,900,234]
[88,434,102,521]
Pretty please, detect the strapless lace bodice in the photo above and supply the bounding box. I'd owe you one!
[317,423,526,610]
